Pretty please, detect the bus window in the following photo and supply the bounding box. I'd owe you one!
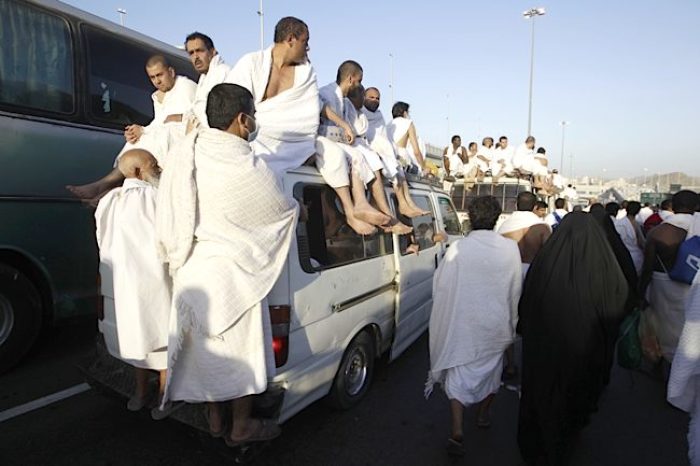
[83,25,157,127]
[0,1,74,114]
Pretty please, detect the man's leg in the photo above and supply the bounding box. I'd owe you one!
[334,185,376,235]
[207,402,224,435]
[229,395,281,444]
[157,370,167,402]
[477,393,496,428]
[450,399,464,441]
[369,173,412,234]
[127,367,150,411]
[350,170,392,228]
[399,179,430,216]
[66,167,125,203]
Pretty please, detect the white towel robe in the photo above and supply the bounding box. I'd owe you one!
[362,107,404,181]
[344,101,401,180]
[475,145,494,172]
[191,55,231,128]
[668,213,700,466]
[426,231,522,404]
[386,116,422,171]
[158,129,298,404]
[226,47,352,188]
[614,217,645,274]
[96,179,171,370]
[492,146,515,175]
[114,75,196,165]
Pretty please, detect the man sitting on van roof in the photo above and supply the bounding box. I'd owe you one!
[66,55,197,202]
[156,83,297,445]
[185,32,231,130]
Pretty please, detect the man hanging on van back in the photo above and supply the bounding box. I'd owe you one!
[155,84,298,446]
[66,55,197,203]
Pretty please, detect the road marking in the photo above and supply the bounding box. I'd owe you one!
[0,383,91,423]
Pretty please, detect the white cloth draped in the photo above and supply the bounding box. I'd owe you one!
[362,107,403,180]
[157,128,298,403]
[614,217,645,274]
[96,178,171,370]
[512,143,536,173]
[648,271,690,362]
[492,146,515,175]
[636,206,654,224]
[668,213,700,465]
[191,54,231,128]
[664,213,694,231]
[148,75,197,131]
[444,145,465,175]
[545,209,568,228]
[344,102,400,180]
[497,211,547,235]
[386,116,421,169]
[425,231,522,402]
[475,145,494,172]
[317,82,374,185]
[226,47,321,176]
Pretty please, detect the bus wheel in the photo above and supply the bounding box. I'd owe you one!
[0,265,43,374]
[327,331,375,410]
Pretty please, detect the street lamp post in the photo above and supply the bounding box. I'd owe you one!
[257,0,264,51]
[523,7,546,137]
[117,8,126,26]
[389,53,394,105]
[559,120,569,175]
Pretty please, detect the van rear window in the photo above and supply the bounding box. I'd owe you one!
[296,184,393,272]
[0,1,74,114]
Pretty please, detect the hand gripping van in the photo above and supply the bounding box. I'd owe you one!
[86,169,464,427]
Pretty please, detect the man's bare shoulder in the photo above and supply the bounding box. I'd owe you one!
[649,223,687,241]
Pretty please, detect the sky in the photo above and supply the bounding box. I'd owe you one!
[64,0,700,179]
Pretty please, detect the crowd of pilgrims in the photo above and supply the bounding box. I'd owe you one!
[62,15,700,465]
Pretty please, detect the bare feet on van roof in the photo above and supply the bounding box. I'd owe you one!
[399,205,429,218]
[383,220,413,235]
[346,216,377,236]
[353,204,392,228]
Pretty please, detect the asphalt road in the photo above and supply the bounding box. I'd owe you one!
[0,319,690,465]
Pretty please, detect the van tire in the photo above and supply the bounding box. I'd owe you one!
[327,331,375,410]
[0,265,43,374]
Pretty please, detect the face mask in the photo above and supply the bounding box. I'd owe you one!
[244,114,258,142]
[365,100,379,112]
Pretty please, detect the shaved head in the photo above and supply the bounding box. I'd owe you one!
[336,60,363,85]
[145,54,171,69]
[117,149,160,185]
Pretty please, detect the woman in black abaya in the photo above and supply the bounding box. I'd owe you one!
[517,212,628,466]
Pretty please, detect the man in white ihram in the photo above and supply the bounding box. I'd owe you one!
[226,17,384,235]
[95,149,171,417]
[185,32,231,129]
[426,196,522,456]
[156,83,298,446]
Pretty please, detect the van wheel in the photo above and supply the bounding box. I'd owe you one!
[327,331,375,410]
[0,265,43,374]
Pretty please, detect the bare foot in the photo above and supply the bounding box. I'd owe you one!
[399,205,430,218]
[346,215,378,236]
[353,203,392,227]
[65,180,107,200]
[383,219,413,235]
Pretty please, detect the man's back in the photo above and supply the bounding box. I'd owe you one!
[647,223,688,271]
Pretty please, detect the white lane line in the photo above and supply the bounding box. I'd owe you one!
[0,382,91,423]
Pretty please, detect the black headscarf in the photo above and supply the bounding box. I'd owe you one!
[517,212,628,465]
[590,206,639,312]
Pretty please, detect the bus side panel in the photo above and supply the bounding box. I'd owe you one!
[0,115,120,320]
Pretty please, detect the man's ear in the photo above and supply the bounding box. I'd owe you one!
[133,166,142,180]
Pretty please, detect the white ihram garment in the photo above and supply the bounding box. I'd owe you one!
[318,82,375,186]
[363,107,404,181]
[475,145,493,173]
[386,116,422,171]
[226,46,327,180]
[426,231,522,405]
[444,145,465,176]
[191,55,231,128]
[614,217,645,274]
[96,179,170,370]
[668,213,700,466]
[498,211,550,279]
[636,206,654,224]
[492,146,515,175]
[512,143,536,174]
[156,129,298,403]
[345,102,400,180]
[114,75,196,166]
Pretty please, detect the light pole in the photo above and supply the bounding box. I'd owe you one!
[389,53,395,105]
[559,120,569,175]
[257,0,264,51]
[117,8,126,26]
[523,7,546,137]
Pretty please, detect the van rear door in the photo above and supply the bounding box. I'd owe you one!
[389,192,440,361]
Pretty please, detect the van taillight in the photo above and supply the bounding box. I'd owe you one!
[269,305,290,368]
[96,273,104,321]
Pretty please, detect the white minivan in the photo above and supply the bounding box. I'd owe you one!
[87,167,464,427]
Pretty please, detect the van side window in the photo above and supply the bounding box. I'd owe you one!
[83,25,156,127]
[0,1,74,114]
[437,197,462,235]
[394,195,436,254]
[296,184,393,271]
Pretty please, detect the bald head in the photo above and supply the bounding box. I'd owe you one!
[364,87,380,112]
[117,149,160,185]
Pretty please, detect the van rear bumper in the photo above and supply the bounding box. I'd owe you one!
[80,335,286,432]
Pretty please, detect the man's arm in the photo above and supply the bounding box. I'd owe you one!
[443,155,451,176]
[321,104,355,144]
[639,232,658,305]
[459,147,469,164]
[407,123,425,167]
[163,114,183,123]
